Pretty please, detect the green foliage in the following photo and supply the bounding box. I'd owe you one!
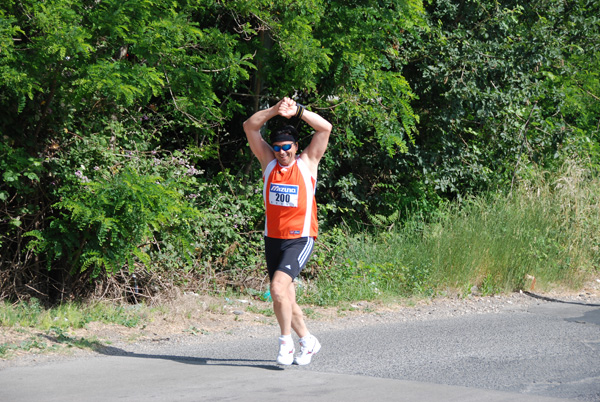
[318,1,423,152]
[402,0,600,198]
[0,141,45,279]
[299,226,436,305]
[312,258,433,304]
[0,143,44,239]
[303,159,599,304]
[400,160,598,293]
[0,336,60,358]
[0,0,598,303]
[246,304,274,317]
[154,169,267,290]
[28,165,199,277]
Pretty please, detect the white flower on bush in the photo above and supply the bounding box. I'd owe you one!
[75,170,90,183]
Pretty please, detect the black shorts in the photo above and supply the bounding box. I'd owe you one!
[264,236,314,280]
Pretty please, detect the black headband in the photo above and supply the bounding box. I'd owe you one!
[270,132,297,144]
[270,125,298,144]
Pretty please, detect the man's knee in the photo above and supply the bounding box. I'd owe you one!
[270,273,292,302]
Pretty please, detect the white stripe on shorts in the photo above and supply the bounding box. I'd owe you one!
[297,237,314,268]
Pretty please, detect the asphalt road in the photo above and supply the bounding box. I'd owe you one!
[1,295,599,401]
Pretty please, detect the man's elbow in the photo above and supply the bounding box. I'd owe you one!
[242,119,256,136]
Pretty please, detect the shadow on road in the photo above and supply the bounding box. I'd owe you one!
[524,291,600,326]
[566,309,600,326]
[94,344,284,371]
[523,291,600,307]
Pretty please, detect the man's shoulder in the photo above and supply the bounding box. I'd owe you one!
[298,154,319,178]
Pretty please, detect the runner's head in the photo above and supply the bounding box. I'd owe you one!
[271,126,298,166]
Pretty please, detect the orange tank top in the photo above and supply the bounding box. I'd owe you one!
[263,157,318,239]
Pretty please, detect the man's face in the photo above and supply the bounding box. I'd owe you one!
[272,141,297,166]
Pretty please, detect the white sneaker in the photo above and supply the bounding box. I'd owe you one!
[276,337,295,365]
[294,335,321,365]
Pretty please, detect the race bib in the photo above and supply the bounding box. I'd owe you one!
[269,183,299,207]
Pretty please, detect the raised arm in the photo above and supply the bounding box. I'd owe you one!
[243,100,283,171]
[296,106,332,177]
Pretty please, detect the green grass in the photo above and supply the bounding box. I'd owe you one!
[0,299,144,330]
[0,329,104,359]
[246,305,274,317]
[408,162,599,293]
[0,299,148,358]
[306,161,600,303]
[0,337,61,358]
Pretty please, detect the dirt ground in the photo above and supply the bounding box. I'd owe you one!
[2,278,599,367]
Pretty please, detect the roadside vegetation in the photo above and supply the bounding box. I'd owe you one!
[1,0,599,358]
[2,159,598,358]
[307,159,599,306]
[0,298,139,358]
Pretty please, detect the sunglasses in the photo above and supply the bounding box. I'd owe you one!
[272,143,293,152]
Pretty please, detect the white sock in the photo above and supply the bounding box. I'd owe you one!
[299,332,312,342]
[279,334,293,344]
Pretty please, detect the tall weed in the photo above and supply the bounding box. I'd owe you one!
[400,160,599,293]
[309,159,599,301]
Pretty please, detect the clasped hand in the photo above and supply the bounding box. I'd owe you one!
[277,97,297,119]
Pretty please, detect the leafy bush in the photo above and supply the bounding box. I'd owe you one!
[27,166,199,277]
[0,142,44,259]
[0,0,598,304]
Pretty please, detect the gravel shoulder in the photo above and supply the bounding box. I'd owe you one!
[2,279,599,370]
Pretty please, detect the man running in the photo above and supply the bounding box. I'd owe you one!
[243,97,332,365]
